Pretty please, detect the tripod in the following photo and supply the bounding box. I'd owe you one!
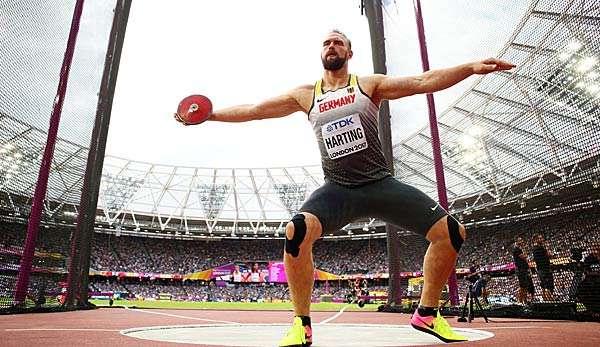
[457,284,489,323]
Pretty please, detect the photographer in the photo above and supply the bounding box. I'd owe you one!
[474,275,489,305]
[466,265,487,304]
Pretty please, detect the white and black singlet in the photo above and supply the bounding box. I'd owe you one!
[300,74,450,235]
[308,74,390,187]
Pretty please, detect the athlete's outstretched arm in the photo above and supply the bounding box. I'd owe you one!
[371,58,515,101]
[175,85,312,125]
[210,91,302,122]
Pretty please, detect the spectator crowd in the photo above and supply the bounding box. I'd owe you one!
[1,207,598,305]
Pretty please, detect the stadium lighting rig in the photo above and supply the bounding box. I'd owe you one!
[274,183,307,215]
[198,183,229,220]
[592,162,600,189]
[443,125,496,193]
[553,39,599,104]
[0,143,25,189]
[99,174,144,223]
[362,218,376,232]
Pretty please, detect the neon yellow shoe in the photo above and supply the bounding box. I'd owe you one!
[410,309,468,343]
[278,317,312,347]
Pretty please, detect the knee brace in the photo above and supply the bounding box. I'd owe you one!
[448,216,464,253]
[284,214,306,258]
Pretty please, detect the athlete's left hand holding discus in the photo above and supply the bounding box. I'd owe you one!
[174,94,213,126]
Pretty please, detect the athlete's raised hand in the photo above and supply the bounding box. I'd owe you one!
[472,58,516,74]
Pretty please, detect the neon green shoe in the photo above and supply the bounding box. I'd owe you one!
[278,317,312,347]
[410,309,468,343]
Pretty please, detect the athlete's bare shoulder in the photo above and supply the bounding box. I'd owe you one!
[288,84,315,114]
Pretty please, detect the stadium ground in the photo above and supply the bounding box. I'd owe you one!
[1,305,599,346]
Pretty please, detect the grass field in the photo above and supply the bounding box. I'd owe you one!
[90,299,380,311]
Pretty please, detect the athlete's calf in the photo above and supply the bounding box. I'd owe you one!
[420,216,467,308]
[283,212,322,317]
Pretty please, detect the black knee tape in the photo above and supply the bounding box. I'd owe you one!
[448,216,463,253]
[285,214,306,257]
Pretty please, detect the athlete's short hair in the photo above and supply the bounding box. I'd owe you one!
[329,29,352,49]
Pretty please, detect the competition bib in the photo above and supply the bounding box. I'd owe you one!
[321,113,368,160]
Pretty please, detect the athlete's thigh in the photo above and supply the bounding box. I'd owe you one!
[363,176,448,236]
[299,181,363,233]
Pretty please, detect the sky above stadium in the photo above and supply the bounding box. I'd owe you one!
[107,0,525,168]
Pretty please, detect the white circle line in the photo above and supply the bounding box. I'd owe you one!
[124,306,239,324]
[318,304,349,324]
[120,323,495,346]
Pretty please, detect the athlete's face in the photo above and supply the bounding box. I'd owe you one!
[321,33,352,71]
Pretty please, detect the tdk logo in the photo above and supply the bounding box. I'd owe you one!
[327,117,354,132]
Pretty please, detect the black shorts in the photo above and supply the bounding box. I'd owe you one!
[517,271,535,294]
[299,176,449,236]
[538,271,554,291]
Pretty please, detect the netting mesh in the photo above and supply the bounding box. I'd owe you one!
[384,0,600,319]
[0,0,116,312]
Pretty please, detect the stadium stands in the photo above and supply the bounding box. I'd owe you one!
[1,207,598,306]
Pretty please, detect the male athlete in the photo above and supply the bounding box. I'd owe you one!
[175,30,515,345]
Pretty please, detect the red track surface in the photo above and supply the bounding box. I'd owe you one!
[1,308,599,346]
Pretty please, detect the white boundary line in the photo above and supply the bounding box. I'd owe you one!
[318,305,349,325]
[482,326,553,329]
[5,328,119,332]
[125,307,239,324]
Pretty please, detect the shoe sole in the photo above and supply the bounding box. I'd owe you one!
[278,341,312,347]
[410,323,467,343]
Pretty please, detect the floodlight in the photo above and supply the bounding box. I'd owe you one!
[566,40,582,51]
[461,135,477,148]
[558,52,571,61]
[467,125,482,137]
[577,56,597,73]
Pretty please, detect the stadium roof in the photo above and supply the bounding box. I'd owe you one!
[393,0,600,210]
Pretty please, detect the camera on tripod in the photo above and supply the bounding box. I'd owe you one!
[458,270,489,323]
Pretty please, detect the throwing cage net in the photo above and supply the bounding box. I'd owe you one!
[0,0,121,312]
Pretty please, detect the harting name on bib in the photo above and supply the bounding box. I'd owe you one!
[321,114,368,159]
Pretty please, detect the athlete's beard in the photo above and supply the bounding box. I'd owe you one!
[322,54,347,71]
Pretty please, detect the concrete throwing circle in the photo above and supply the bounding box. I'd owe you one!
[121,323,494,346]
